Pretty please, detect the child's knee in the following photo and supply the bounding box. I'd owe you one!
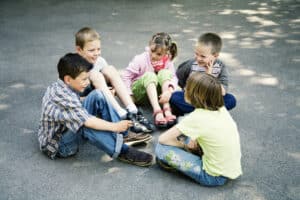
[155,143,169,160]
[157,69,172,85]
[143,72,158,88]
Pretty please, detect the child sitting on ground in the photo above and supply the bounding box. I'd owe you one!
[37,53,153,167]
[122,32,178,129]
[155,73,242,186]
[170,32,236,116]
[75,27,153,133]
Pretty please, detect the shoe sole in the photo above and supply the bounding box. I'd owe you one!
[124,135,152,146]
[156,158,177,172]
[118,157,153,167]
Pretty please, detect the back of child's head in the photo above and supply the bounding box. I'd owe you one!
[149,32,177,60]
[185,73,224,111]
[57,53,93,81]
[75,27,100,49]
[198,33,222,54]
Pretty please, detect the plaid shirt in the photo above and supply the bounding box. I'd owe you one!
[37,79,91,159]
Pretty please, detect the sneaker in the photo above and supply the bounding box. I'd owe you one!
[156,157,176,172]
[127,112,152,133]
[123,131,152,146]
[118,147,153,167]
[136,110,154,132]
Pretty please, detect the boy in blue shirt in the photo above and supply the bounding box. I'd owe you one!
[37,53,153,166]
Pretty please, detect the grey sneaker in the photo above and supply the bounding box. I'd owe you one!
[127,112,152,133]
[123,131,152,146]
[118,147,153,167]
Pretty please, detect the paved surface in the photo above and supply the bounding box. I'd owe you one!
[0,0,299,200]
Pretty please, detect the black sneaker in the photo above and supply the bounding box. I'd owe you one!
[156,157,176,172]
[123,131,152,146]
[127,112,152,133]
[136,110,154,132]
[118,147,153,167]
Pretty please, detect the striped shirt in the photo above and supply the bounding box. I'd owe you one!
[37,79,91,159]
[176,59,229,91]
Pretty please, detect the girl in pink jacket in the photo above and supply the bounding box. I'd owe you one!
[122,33,178,129]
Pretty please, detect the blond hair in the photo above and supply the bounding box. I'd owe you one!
[75,27,100,49]
[185,73,224,111]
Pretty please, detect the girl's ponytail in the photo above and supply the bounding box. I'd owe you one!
[169,42,178,61]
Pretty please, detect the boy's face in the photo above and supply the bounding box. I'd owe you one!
[194,43,218,67]
[65,71,90,93]
[76,40,101,64]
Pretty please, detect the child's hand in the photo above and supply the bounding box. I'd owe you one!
[115,120,133,132]
[159,91,172,104]
[205,60,213,74]
[186,140,198,151]
[186,140,203,157]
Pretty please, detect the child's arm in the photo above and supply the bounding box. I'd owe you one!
[158,126,185,147]
[158,126,200,153]
[159,84,174,104]
[207,60,227,96]
[217,61,229,95]
[84,116,133,133]
[121,57,141,95]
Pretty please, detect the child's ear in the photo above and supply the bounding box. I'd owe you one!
[63,75,72,85]
[75,46,82,54]
[213,53,219,58]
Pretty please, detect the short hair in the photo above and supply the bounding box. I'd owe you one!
[185,73,224,111]
[197,33,222,54]
[75,27,100,49]
[57,53,93,80]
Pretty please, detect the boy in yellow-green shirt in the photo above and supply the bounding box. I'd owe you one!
[155,73,242,186]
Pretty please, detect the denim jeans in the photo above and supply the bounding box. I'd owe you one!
[170,91,236,116]
[58,90,128,158]
[155,143,227,186]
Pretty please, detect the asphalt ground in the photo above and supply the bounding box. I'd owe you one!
[0,0,299,200]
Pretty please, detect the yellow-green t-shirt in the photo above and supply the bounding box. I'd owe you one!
[176,107,242,179]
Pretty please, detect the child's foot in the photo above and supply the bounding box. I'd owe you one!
[153,110,168,129]
[163,107,177,127]
[123,131,152,146]
[136,110,155,132]
[118,147,153,167]
[126,112,152,133]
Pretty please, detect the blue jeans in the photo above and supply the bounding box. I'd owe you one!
[58,90,128,158]
[170,91,236,116]
[155,143,227,186]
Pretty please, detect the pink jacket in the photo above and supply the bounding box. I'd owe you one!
[122,49,178,95]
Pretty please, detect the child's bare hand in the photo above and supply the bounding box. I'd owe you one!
[205,60,213,74]
[159,91,172,104]
[115,120,133,132]
[187,140,198,151]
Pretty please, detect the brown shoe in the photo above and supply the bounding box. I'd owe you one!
[123,131,152,146]
[118,147,153,167]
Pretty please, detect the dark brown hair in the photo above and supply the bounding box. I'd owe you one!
[198,33,222,54]
[150,32,177,60]
[185,73,224,111]
[57,53,93,80]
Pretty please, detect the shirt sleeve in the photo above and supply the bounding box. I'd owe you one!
[121,55,141,95]
[93,57,109,72]
[175,112,203,140]
[217,61,229,91]
[54,91,91,133]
